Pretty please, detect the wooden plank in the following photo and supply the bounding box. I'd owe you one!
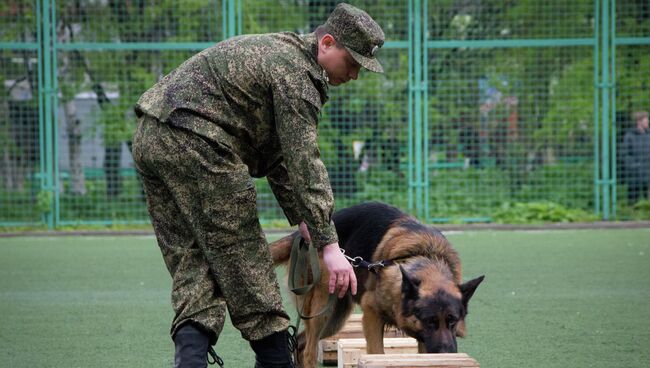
[348,314,363,322]
[319,339,341,365]
[337,338,419,368]
[357,353,480,368]
[341,348,362,368]
[318,314,405,365]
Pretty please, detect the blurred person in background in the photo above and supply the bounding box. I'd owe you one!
[622,110,650,204]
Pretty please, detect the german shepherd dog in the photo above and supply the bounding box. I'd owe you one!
[270,202,484,368]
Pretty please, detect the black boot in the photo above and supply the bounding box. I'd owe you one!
[249,330,295,368]
[174,323,211,368]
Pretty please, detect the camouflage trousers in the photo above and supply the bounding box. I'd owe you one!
[131,115,290,344]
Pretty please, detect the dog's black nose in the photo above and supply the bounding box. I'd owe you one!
[428,340,458,354]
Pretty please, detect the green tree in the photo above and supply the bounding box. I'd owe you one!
[1,2,39,193]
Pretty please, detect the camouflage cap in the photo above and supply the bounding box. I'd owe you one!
[324,3,385,73]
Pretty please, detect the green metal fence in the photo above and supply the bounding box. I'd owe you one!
[1,0,649,228]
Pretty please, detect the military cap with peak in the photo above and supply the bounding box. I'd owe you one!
[323,3,385,73]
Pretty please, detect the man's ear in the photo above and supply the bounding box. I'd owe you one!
[319,34,336,51]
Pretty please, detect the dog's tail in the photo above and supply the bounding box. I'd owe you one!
[269,232,298,265]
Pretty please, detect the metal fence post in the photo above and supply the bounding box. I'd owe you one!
[237,0,242,36]
[40,0,58,229]
[222,0,241,39]
[593,0,601,217]
[609,0,617,218]
[408,0,428,220]
[222,0,228,38]
[596,0,617,220]
[228,0,236,38]
[51,0,61,227]
[36,0,46,226]
[407,0,414,213]
[601,0,611,220]
[414,0,423,219]
[422,0,430,219]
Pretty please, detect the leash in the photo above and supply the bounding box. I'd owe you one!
[286,235,401,364]
[288,235,336,321]
[287,235,336,364]
[340,249,395,274]
[288,236,397,319]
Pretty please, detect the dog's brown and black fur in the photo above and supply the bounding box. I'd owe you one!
[270,202,484,368]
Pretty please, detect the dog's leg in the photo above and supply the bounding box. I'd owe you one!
[361,294,385,354]
[294,331,306,368]
[302,314,328,368]
[418,341,427,353]
[300,278,331,368]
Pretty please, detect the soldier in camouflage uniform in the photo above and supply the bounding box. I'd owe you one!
[132,3,384,368]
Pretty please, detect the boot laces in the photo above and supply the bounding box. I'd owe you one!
[207,347,224,367]
[286,326,298,368]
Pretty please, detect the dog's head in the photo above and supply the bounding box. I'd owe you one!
[398,263,484,353]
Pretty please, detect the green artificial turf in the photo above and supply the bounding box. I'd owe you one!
[1,229,649,367]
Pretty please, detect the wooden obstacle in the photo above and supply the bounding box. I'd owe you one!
[318,314,405,365]
[337,338,419,368]
[356,353,480,368]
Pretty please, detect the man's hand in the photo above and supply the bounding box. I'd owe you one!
[322,243,357,298]
[299,221,357,298]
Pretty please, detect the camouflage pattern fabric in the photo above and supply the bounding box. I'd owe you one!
[132,115,290,342]
[135,32,338,248]
[323,3,385,73]
[132,3,387,349]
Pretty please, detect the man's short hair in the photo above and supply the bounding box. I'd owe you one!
[314,25,327,38]
[633,111,649,123]
[314,25,343,48]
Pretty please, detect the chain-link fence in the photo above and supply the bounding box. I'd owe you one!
[1,0,649,228]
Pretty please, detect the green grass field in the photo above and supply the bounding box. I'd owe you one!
[1,229,649,368]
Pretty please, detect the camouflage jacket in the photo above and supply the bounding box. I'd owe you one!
[135,32,338,248]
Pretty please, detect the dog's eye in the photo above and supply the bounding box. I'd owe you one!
[447,316,458,328]
[425,316,439,329]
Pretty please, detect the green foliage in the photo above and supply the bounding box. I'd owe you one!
[35,190,52,216]
[242,0,307,34]
[0,66,8,149]
[56,176,148,222]
[428,167,511,218]
[95,103,132,145]
[515,162,594,209]
[2,1,650,228]
[493,201,597,224]
[633,199,650,213]
[539,57,594,154]
[0,3,36,42]
[348,168,408,208]
[621,199,650,220]
[504,0,594,38]
[426,161,597,220]
[616,46,650,113]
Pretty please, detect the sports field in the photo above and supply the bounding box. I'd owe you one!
[1,229,649,368]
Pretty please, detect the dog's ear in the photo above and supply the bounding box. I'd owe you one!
[456,275,484,338]
[399,265,420,300]
[459,275,484,309]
